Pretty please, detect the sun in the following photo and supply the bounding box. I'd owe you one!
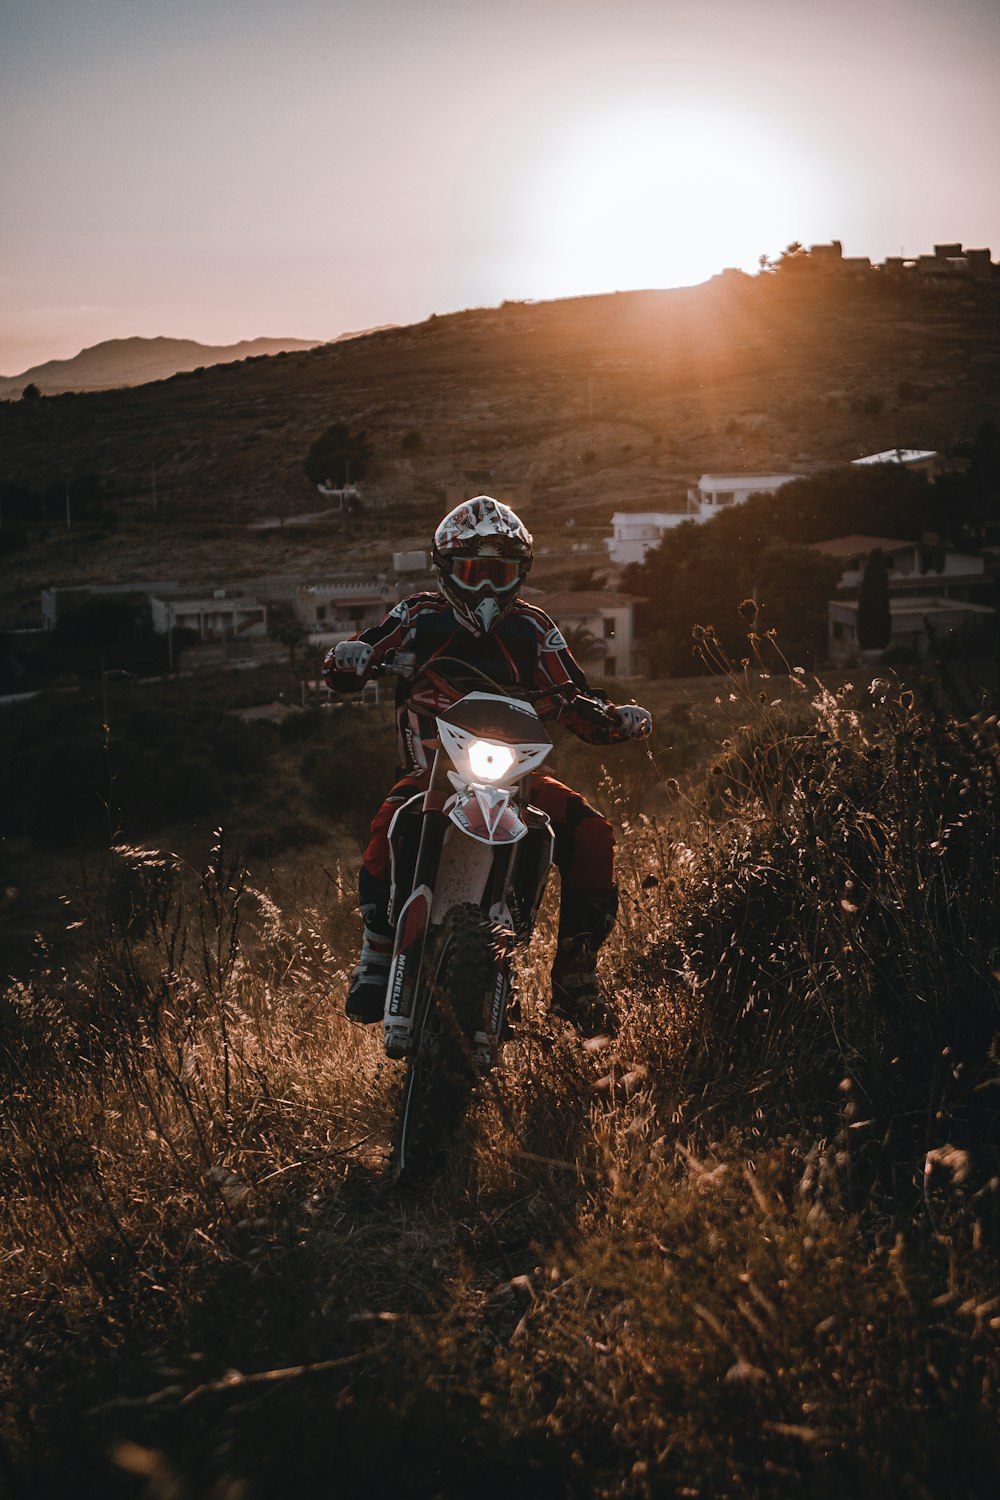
[519,97,830,295]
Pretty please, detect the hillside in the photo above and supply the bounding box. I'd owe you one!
[1,269,998,622]
[0,334,327,398]
[2,268,1000,1498]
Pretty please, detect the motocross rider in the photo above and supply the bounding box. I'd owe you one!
[323,496,652,1034]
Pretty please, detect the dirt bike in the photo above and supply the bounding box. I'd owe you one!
[371,653,616,1184]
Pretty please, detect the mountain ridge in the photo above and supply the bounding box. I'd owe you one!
[0,332,367,396]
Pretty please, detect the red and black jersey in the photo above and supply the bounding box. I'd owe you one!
[323,592,631,772]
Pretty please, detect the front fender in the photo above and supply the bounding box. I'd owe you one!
[447,784,527,845]
[430,828,498,924]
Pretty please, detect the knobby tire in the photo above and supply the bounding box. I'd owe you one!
[392,903,498,1186]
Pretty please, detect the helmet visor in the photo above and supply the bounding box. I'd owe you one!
[450,556,522,590]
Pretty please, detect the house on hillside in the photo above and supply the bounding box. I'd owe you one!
[686,472,799,522]
[915,244,994,281]
[393,550,431,579]
[41,581,178,631]
[525,589,643,678]
[852,449,941,478]
[150,589,268,641]
[293,579,397,639]
[811,535,990,602]
[606,511,690,567]
[603,474,802,566]
[828,597,995,662]
[815,533,995,661]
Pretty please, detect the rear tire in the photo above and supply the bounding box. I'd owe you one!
[391,904,498,1185]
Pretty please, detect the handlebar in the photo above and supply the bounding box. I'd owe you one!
[368,649,418,680]
[369,650,617,724]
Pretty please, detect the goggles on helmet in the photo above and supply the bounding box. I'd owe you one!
[449,556,522,590]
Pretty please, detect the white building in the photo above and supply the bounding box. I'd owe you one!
[606,511,691,567]
[294,580,396,639]
[150,589,268,640]
[606,474,801,567]
[686,472,800,522]
[812,535,987,599]
[393,550,430,575]
[851,449,940,477]
[526,590,643,678]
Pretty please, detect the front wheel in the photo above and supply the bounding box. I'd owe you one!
[391,903,500,1185]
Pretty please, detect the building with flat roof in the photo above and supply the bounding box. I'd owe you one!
[524,589,644,678]
[606,511,690,567]
[687,473,799,523]
[828,596,995,662]
[150,589,268,641]
[852,449,940,477]
[811,535,987,600]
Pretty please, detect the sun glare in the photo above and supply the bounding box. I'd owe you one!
[522,99,827,296]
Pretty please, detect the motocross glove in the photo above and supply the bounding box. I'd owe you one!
[615,705,653,739]
[334,640,374,676]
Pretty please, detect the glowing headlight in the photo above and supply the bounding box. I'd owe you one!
[467,738,516,782]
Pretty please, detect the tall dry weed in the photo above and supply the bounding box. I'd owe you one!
[2,647,999,1497]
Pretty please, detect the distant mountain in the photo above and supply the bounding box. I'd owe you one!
[0,334,333,396]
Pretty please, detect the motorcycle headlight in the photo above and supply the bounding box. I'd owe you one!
[467,738,516,782]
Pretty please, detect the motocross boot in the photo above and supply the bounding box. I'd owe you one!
[551,937,614,1037]
[345,927,393,1023]
[550,884,619,1037]
[345,872,394,1025]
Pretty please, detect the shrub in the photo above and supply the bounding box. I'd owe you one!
[636,667,1000,1176]
[301,705,398,846]
[304,423,373,488]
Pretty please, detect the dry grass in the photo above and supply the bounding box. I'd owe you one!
[2,653,1000,1498]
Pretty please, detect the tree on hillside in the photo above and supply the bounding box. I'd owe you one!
[753,543,842,665]
[857,548,891,652]
[936,422,1000,539]
[562,624,604,663]
[304,424,373,489]
[21,383,41,402]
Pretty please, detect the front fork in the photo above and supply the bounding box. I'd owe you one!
[383,751,452,1058]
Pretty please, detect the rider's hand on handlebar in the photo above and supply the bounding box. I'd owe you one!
[615,704,653,739]
[334,640,374,676]
[385,650,417,679]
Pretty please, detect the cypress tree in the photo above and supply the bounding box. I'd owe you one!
[857,548,891,651]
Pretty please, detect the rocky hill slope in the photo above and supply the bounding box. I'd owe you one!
[1,271,997,610]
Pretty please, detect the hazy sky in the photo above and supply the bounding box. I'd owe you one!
[2,0,999,372]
